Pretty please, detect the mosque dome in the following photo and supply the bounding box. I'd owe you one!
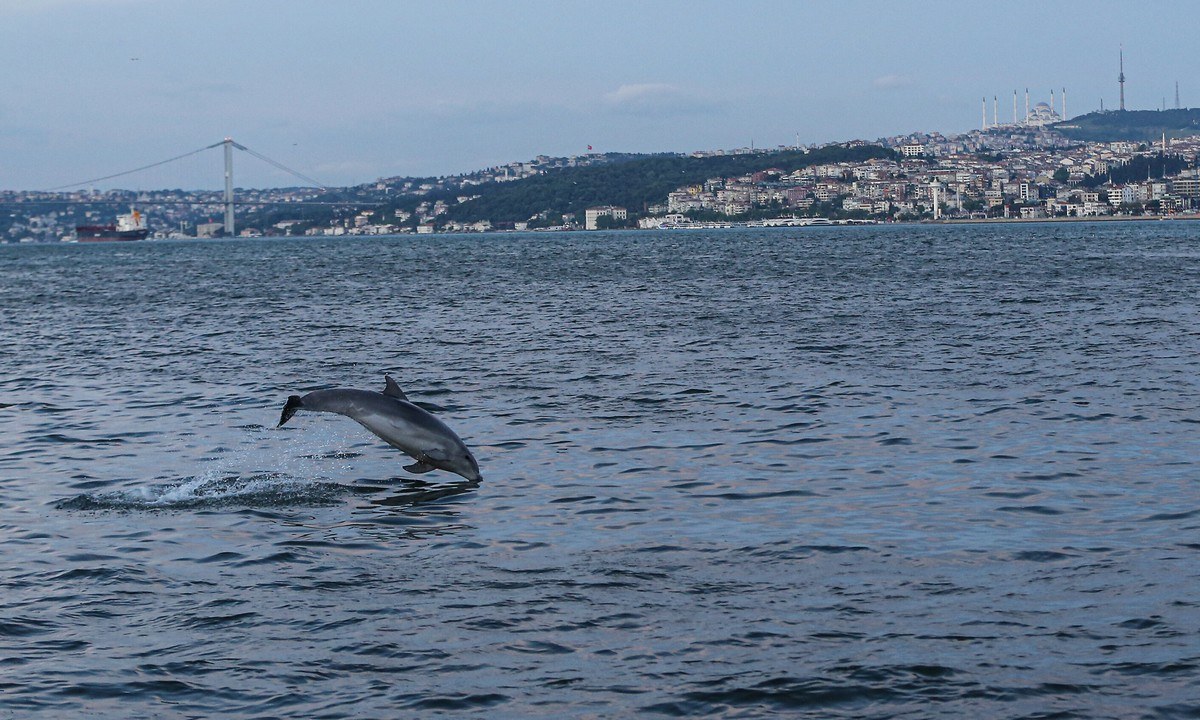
[1027,100,1061,126]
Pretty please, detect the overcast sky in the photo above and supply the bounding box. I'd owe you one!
[2,0,1197,190]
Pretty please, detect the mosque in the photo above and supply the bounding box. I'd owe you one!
[1026,99,1062,127]
[983,50,1135,131]
[980,89,1066,130]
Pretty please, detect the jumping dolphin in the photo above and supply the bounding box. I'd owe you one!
[277,375,482,482]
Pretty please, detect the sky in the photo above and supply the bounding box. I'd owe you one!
[2,0,1199,190]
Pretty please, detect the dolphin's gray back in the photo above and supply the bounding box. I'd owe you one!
[300,389,468,455]
[301,389,417,422]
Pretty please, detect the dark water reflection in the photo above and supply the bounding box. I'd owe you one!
[1,224,1198,717]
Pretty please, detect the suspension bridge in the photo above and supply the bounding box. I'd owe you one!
[31,138,370,237]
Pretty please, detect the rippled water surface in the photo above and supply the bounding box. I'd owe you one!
[2,224,1199,718]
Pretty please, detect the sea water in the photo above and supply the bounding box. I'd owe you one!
[1,224,1198,718]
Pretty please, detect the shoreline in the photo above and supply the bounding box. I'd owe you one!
[10,212,1200,245]
[935,213,1200,225]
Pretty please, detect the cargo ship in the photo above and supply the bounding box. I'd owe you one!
[75,208,150,242]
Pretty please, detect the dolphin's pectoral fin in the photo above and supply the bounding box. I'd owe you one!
[383,375,409,401]
[404,448,448,474]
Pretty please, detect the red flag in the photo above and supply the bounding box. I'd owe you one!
[587,145,593,150]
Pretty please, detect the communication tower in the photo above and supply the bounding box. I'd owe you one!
[1119,47,1126,111]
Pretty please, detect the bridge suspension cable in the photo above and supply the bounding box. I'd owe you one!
[43,139,327,192]
[229,141,327,189]
[43,142,224,191]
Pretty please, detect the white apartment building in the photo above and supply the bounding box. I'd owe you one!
[585,205,628,230]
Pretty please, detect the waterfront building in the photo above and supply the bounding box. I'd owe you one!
[584,205,628,230]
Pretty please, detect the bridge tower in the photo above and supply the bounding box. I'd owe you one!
[223,137,235,237]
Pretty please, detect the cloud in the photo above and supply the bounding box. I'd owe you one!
[605,83,680,104]
[602,83,715,116]
[873,74,913,89]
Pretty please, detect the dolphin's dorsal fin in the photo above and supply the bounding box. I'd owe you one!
[382,375,408,401]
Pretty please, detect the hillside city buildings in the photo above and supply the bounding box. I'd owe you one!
[646,127,1200,226]
[7,122,1200,243]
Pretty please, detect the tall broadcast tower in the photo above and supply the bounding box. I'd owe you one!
[1119,47,1126,111]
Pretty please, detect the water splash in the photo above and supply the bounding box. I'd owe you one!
[55,472,351,510]
[55,420,372,511]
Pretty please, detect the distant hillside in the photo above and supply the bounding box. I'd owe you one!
[1054,109,1200,143]
[238,144,897,232]
[439,144,897,224]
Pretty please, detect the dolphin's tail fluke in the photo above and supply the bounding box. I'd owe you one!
[277,395,304,427]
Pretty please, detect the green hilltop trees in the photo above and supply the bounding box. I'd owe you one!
[439,145,896,225]
[1055,108,1200,143]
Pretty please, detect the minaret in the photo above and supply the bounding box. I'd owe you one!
[982,97,987,130]
[1119,47,1126,111]
[1013,90,1018,124]
[1025,88,1030,123]
[1176,81,1181,110]
[1051,88,1055,120]
[993,95,998,128]
[1062,88,1067,120]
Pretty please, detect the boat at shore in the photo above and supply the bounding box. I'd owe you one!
[75,208,149,242]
